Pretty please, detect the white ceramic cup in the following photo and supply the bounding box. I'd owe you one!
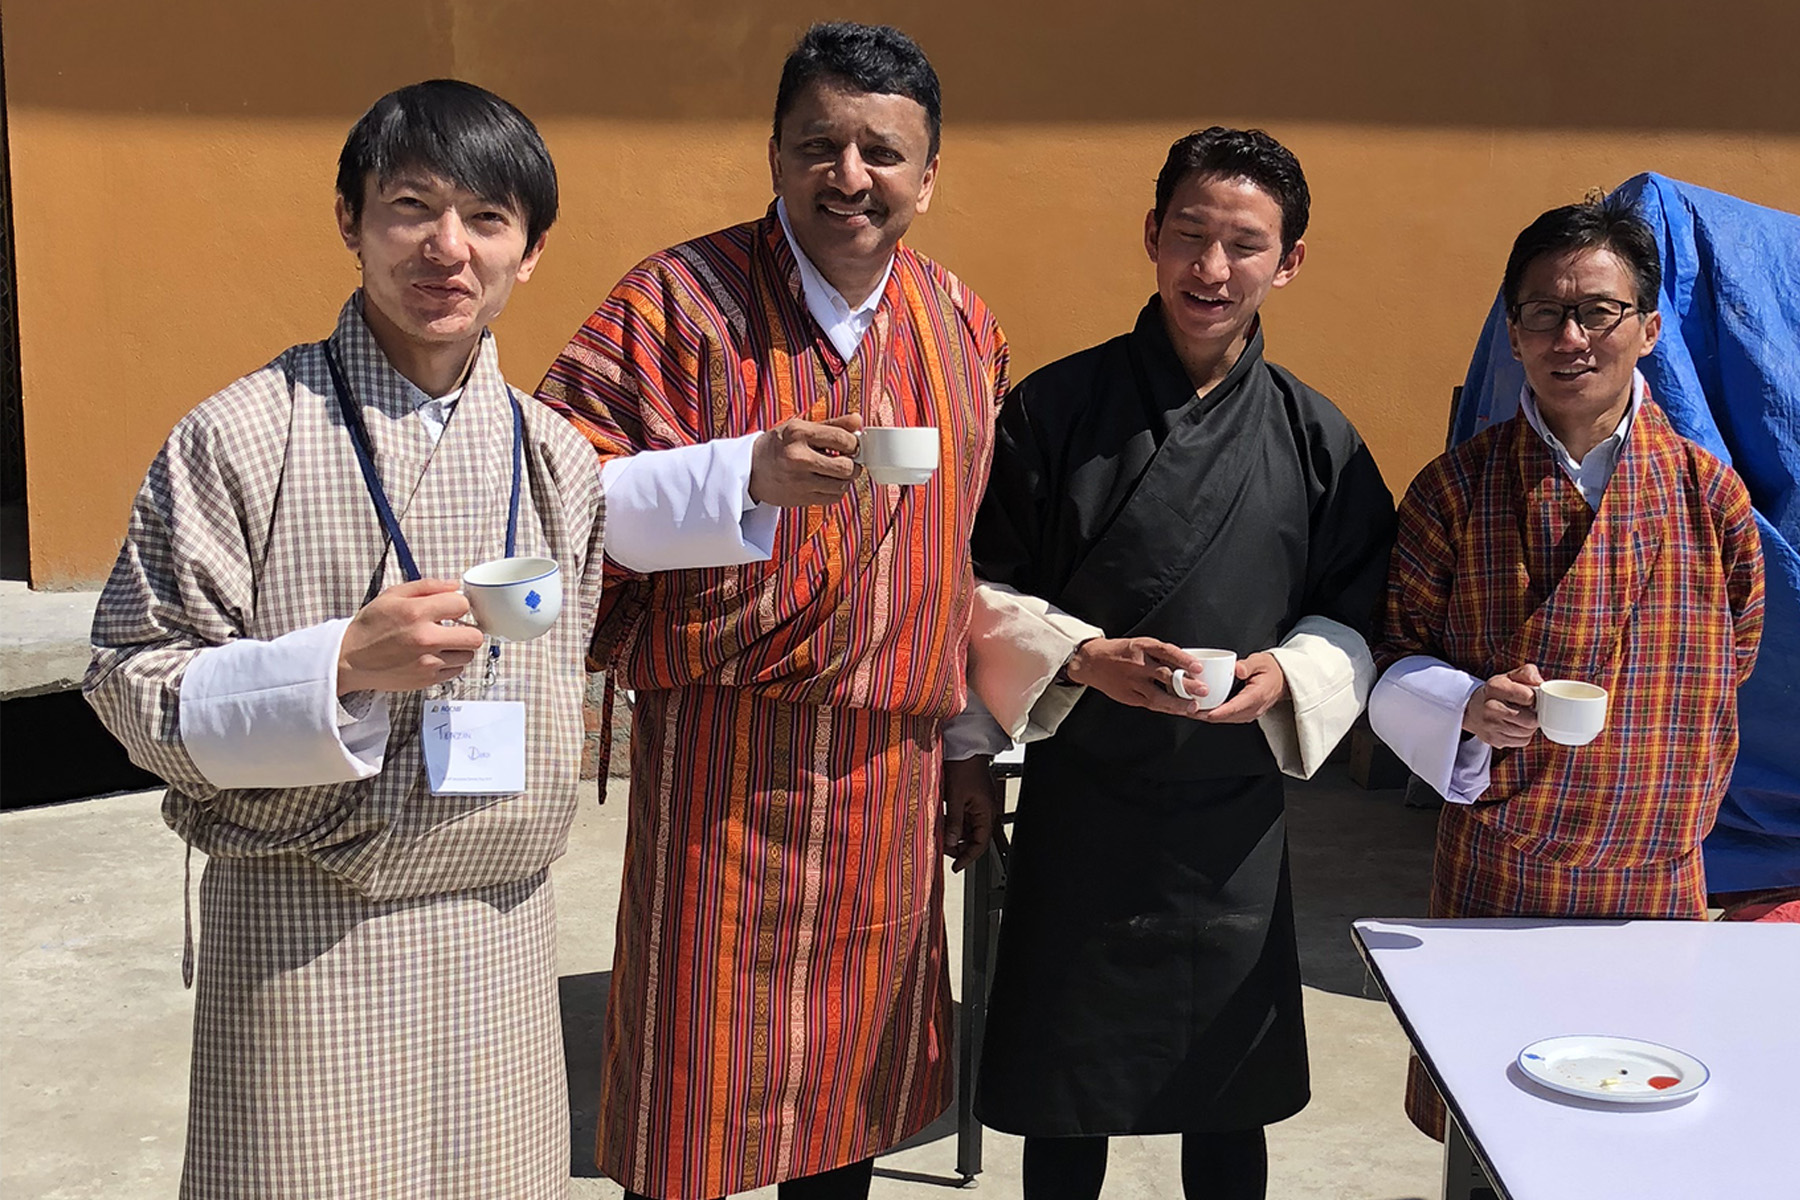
[461,556,562,642]
[1535,679,1608,746]
[1170,647,1238,711]
[856,426,940,486]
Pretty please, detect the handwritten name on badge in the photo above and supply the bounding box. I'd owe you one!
[423,700,526,795]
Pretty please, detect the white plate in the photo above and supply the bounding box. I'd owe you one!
[1517,1035,1708,1104]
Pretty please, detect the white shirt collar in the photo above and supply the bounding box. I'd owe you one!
[776,197,893,361]
[396,377,463,447]
[1517,368,1645,509]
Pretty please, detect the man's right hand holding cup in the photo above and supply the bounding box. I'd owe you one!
[337,579,486,695]
[749,413,864,507]
[1462,663,1544,748]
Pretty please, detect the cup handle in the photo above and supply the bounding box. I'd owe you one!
[450,583,482,631]
[1170,669,1192,700]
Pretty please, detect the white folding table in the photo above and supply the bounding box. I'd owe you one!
[1352,918,1800,1200]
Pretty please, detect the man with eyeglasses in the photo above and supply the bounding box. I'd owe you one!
[1368,194,1765,1139]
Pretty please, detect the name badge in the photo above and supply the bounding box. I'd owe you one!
[423,701,527,795]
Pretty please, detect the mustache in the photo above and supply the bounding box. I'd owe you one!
[817,190,883,210]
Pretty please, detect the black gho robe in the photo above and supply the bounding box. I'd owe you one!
[971,300,1395,1134]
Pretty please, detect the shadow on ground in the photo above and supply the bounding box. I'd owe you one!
[1285,770,1440,997]
[554,764,1443,1189]
[560,970,612,1177]
[2,689,161,808]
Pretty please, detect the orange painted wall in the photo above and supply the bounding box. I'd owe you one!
[8,0,1798,587]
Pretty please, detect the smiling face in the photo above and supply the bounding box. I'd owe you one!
[768,78,938,304]
[336,170,544,363]
[1145,172,1304,386]
[1507,247,1660,423]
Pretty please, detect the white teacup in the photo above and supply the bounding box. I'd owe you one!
[1171,647,1237,711]
[857,426,939,486]
[1535,679,1608,746]
[461,556,562,642]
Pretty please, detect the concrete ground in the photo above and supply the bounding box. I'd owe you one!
[0,580,98,700]
[1,767,1446,1199]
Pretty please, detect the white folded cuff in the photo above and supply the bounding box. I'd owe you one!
[179,618,390,790]
[1258,615,1377,780]
[965,580,1104,742]
[1368,655,1491,804]
[941,690,1018,761]
[600,434,780,572]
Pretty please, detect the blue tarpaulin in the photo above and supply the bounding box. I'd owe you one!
[1453,173,1800,892]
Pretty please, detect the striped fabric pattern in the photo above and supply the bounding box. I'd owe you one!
[85,294,608,1197]
[537,208,1008,1198]
[613,691,949,1195]
[539,207,1006,714]
[1377,398,1764,1138]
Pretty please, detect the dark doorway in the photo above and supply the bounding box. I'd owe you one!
[1,688,162,807]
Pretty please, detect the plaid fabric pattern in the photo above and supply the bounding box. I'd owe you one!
[1379,398,1762,875]
[1428,808,1710,919]
[84,294,606,1197]
[186,861,565,1199]
[536,211,1007,1198]
[1379,398,1763,1139]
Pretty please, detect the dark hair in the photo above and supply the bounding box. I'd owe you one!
[1153,127,1310,257]
[336,79,559,249]
[1502,193,1660,312]
[773,23,942,158]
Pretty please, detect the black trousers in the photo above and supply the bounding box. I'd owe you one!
[623,1156,874,1200]
[1022,1129,1267,1200]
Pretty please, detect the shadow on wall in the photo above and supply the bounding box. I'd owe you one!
[7,0,1800,133]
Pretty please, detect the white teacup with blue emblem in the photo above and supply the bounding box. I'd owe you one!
[462,556,561,642]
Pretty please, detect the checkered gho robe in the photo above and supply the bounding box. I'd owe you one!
[85,295,606,1198]
[1376,398,1763,1138]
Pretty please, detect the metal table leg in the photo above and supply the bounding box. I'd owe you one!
[1442,1114,1499,1200]
[955,827,1008,1187]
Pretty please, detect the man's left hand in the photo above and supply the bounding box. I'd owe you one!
[942,756,1002,873]
[1196,651,1288,724]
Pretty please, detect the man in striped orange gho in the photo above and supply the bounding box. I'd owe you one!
[536,21,1010,1200]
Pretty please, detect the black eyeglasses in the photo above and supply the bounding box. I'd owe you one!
[1510,297,1640,334]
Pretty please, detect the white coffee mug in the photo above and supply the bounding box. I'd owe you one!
[1171,647,1237,711]
[461,556,562,642]
[856,426,940,486]
[1535,679,1608,746]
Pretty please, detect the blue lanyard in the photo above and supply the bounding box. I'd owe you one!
[321,342,524,582]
